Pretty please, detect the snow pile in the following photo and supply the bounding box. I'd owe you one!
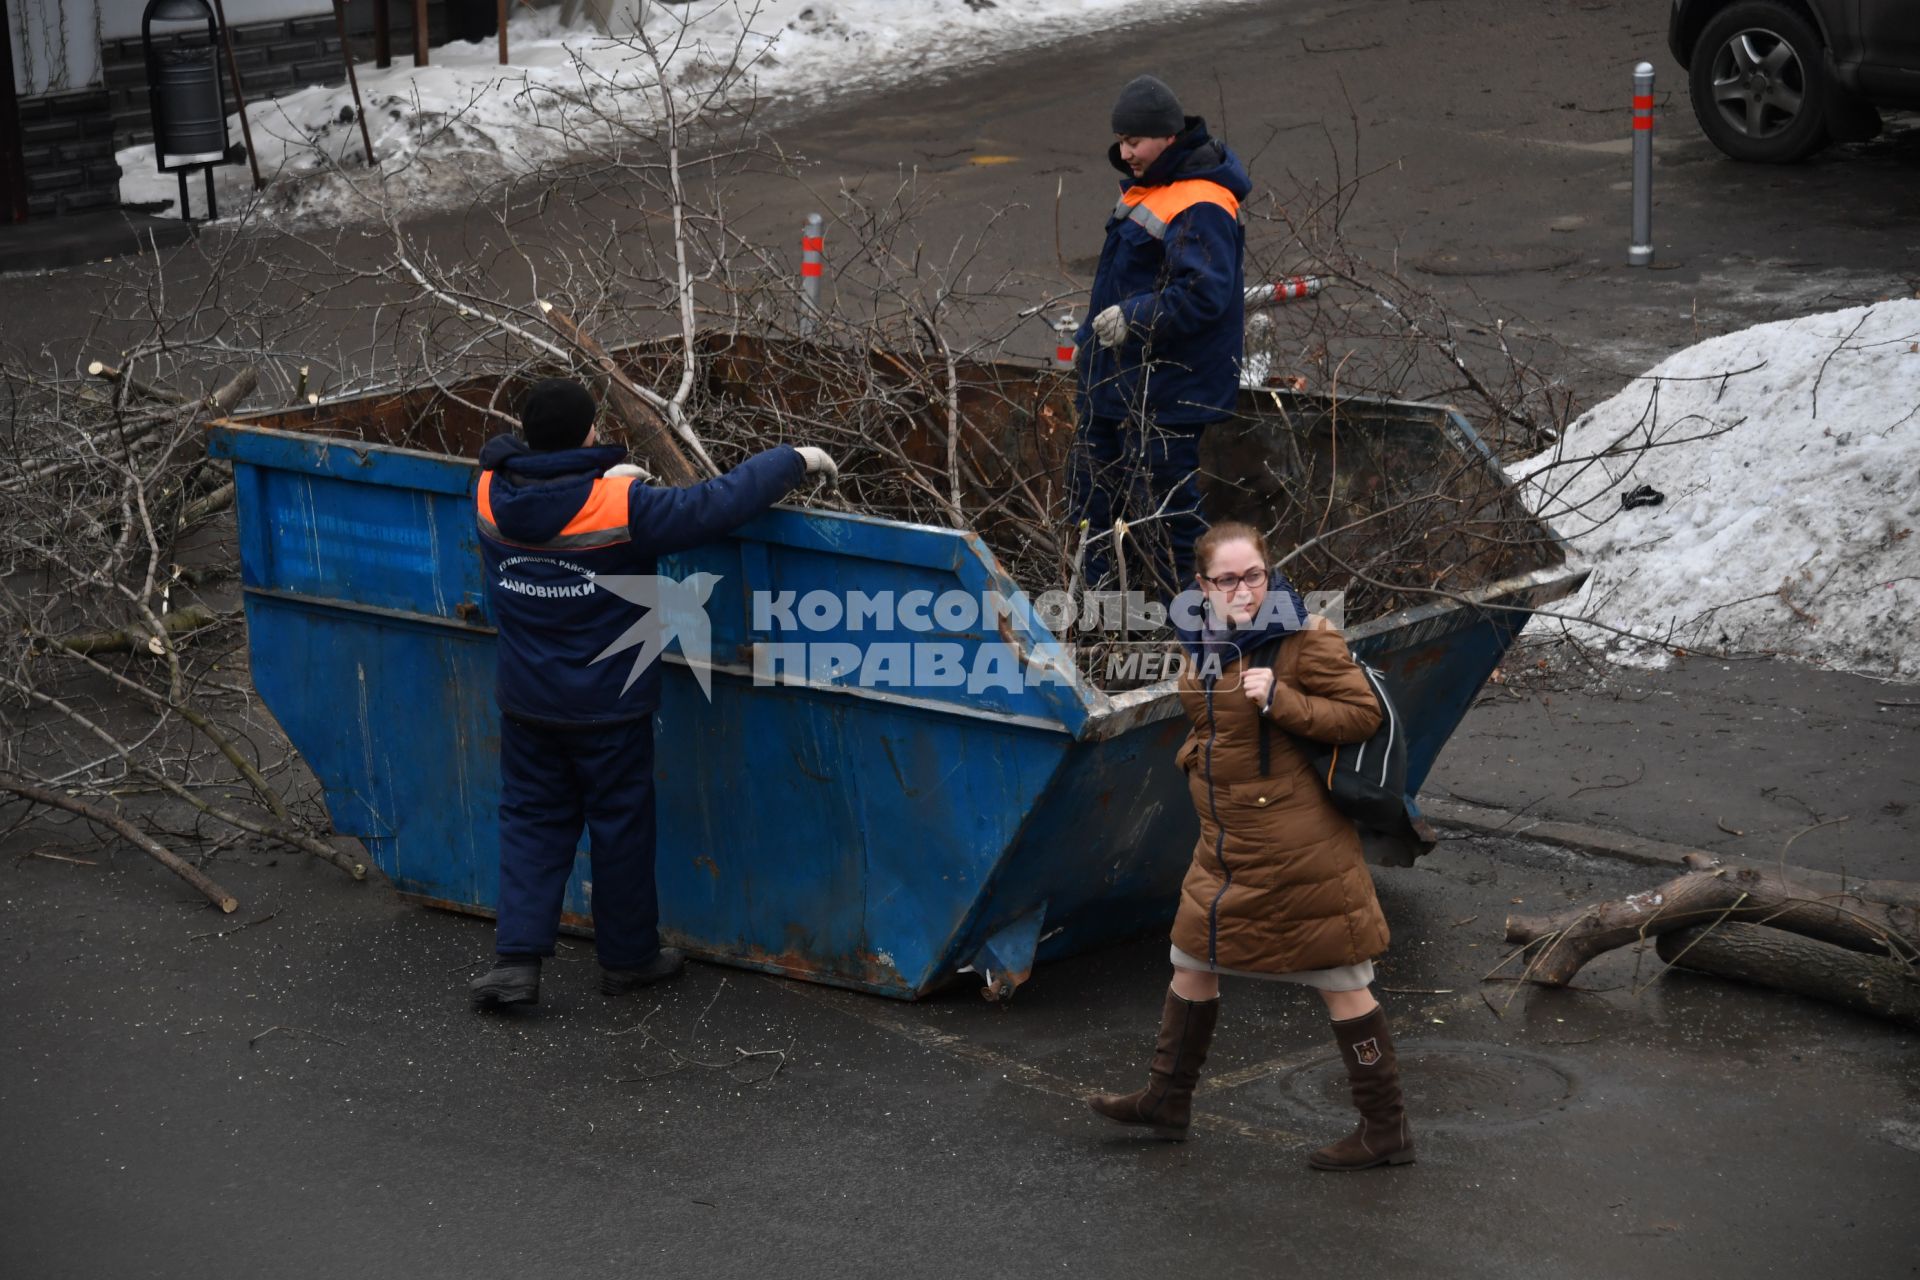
[1511,300,1920,677]
[118,0,1253,228]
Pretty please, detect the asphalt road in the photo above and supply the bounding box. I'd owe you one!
[1425,651,1920,883]
[713,0,1920,399]
[3,827,1915,1280]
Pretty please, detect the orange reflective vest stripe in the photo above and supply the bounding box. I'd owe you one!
[1111,178,1242,240]
[477,471,633,551]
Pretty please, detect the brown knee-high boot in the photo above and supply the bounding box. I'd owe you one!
[1309,1003,1415,1171]
[1086,988,1220,1140]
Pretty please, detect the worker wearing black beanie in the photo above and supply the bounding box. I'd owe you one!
[1109,74,1185,139]
[1069,75,1250,601]
[468,378,839,1011]
[517,377,600,452]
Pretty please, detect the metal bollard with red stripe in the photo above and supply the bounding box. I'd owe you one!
[1244,276,1324,309]
[1053,312,1077,368]
[801,212,825,331]
[1629,63,1654,267]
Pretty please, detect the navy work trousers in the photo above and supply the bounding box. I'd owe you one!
[1068,415,1209,601]
[494,713,661,969]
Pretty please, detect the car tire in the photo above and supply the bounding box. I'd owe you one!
[1688,0,1832,162]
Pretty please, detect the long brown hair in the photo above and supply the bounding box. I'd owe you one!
[1193,521,1269,581]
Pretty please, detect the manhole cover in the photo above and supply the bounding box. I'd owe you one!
[1263,1043,1574,1131]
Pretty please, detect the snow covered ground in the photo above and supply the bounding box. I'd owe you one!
[119,0,1253,228]
[1511,300,1920,679]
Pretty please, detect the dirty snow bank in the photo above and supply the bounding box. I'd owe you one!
[118,0,1254,228]
[1510,300,1920,678]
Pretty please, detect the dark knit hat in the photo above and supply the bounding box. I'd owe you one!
[519,377,598,452]
[1110,75,1184,138]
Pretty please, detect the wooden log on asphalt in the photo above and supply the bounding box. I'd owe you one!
[35,604,231,657]
[0,772,238,913]
[1656,922,1920,1031]
[1505,863,1920,987]
[1679,849,1920,912]
[536,301,703,486]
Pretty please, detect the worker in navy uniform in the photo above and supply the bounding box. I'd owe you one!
[468,378,838,1007]
[1072,74,1251,601]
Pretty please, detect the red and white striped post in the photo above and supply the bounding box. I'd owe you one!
[1629,62,1655,267]
[1244,275,1324,309]
[1053,312,1077,368]
[800,212,825,332]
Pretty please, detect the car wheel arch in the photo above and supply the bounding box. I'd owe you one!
[1676,0,1833,68]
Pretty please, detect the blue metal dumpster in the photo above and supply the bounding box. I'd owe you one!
[206,346,1585,999]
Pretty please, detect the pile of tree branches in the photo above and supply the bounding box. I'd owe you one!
[0,347,366,915]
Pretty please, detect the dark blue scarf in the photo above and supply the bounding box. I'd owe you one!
[1172,570,1311,684]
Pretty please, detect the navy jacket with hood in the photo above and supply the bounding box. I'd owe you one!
[1075,118,1251,427]
[476,435,804,727]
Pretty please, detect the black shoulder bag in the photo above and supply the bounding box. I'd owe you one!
[1254,640,1412,833]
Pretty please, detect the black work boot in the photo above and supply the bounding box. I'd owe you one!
[601,947,686,995]
[470,955,541,1008]
[1086,987,1221,1140]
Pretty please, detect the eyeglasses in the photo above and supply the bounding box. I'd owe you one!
[1200,568,1268,593]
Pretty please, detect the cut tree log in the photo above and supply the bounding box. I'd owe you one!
[87,361,259,417]
[87,359,189,406]
[1656,922,1920,1030]
[1679,849,1920,911]
[1505,862,1920,986]
[536,302,705,486]
[35,605,231,657]
[0,772,238,913]
[197,366,260,420]
[175,479,236,528]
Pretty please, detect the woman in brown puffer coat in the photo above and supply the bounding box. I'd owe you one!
[1087,521,1415,1170]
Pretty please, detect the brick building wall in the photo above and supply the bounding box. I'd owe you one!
[16,90,122,218]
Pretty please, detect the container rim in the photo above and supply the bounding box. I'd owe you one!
[1084,558,1592,740]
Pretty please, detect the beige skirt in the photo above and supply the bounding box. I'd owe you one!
[1170,943,1376,992]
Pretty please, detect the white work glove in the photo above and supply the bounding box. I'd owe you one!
[1092,303,1128,349]
[604,462,650,479]
[794,445,840,487]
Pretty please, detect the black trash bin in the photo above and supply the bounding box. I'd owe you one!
[141,0,237,219]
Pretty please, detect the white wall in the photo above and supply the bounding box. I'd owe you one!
[10,0,104,96]
[98,0,332,41]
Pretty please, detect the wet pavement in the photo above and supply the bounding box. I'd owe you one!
[1427,654,1920,884]
[4,823,1914,1279]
